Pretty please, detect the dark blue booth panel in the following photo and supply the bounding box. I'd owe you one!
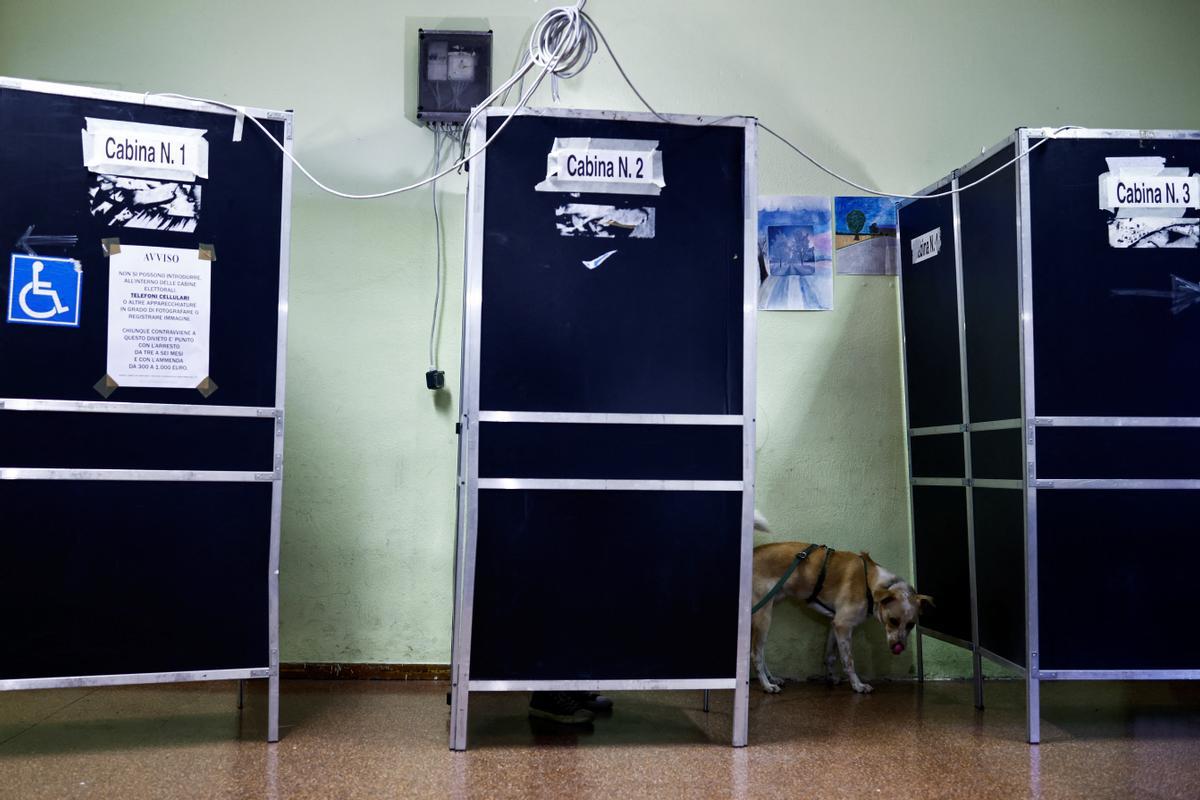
[0,412,276,471]
[909,432,965,478]
[479,422,742,480]
[1037,490,1200,670]
[0,88,284,408]
[971,428,1024,481]
[478,115,745,415]
[470,490,742,680]
[911,485,973,643]
[0,481,272,680]
[960,145,1023,425]
[1038,426,1200,480]
[899,187,962,429]
[972,488,1026,667]
[1029,137,1200,418]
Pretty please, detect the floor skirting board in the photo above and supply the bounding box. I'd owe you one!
[280,663,451,681]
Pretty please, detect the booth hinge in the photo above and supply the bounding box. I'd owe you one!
[254,471,280,481]
[1033,479,1054,489]
[1027,462,1037,482]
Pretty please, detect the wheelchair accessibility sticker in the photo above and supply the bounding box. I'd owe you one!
[7,254,83,327]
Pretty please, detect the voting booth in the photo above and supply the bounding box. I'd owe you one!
[898,127,1200,742]
[0,78,292,741]
[448,107,757,750]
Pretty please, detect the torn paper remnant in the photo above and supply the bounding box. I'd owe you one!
[555,204,655,238]
[1108,218,1198,248]
[582,249,618,270]
[89,174,201,233]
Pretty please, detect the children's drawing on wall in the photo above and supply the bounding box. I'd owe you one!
[758,195,833,311]
[834,196,898,275]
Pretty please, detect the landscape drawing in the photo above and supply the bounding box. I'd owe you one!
[834,196,898,275]
[758,195,833,310]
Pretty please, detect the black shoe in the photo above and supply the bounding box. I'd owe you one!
[583,692,613,713]
[529,692,595,724]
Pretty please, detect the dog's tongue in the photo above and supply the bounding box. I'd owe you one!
[892,643,905,655]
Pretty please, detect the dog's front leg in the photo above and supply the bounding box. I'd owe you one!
[833,623,872,694]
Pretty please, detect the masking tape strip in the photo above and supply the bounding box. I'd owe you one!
[198,243,216,261]
[232,107,245,142]
[93,374,119,399]
[196,376,218,398]
[102,238,121,256]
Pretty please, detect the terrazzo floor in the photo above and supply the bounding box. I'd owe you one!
[2,678,1198,799]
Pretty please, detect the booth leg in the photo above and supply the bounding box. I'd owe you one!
[237,679,245,710]
[1026,675,1040,744]
[267,674,279,743]
[732,681,749,747]
[972,649,984,709]
[449,672,469,751]
[915,630,925,683]
[703,689,710,713]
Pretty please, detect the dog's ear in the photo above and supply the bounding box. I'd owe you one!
[859,551,875,564]
[915,594,935,611]
[873,588,895,606]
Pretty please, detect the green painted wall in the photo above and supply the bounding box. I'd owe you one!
[3,1,1198,681]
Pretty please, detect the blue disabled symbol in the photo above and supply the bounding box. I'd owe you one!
[7,254,82,327]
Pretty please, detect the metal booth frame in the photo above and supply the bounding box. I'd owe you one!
[0,77,293,743]
[448,107,758,751]
[899,127,1200,744]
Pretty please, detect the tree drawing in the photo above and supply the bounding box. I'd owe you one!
[847,209,866,240]
[869,222,879,236]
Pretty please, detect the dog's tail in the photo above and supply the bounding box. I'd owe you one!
[753,508,771,532]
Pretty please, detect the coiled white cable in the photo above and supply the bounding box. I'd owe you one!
[155,2,597,200]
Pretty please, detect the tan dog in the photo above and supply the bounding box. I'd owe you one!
[751,518,932,694]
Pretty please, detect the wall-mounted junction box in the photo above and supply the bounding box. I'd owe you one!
[417,29,493,125]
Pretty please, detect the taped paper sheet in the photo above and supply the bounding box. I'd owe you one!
[106,245,211,389]
[82,118,209,181]
[1099,156,1199,248]
[535,138,665,196]
[910,227,942,264]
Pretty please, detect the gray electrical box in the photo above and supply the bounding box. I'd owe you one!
[417,29,492,125]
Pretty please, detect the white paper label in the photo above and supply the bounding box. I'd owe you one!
[106,245,211,388]
[82,118,209,182]
[910,227,942,264]
[1098,157,1198,218]
[535,137,665,196]
[1104,175,1198,210]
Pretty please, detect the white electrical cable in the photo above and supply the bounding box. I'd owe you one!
[582,10,1081,199]
[429,123,446,371]
[157,0,1074,205]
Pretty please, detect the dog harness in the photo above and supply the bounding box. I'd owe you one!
[862,556,875,617]
[751,544,834,614]
[751,548,879,618]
